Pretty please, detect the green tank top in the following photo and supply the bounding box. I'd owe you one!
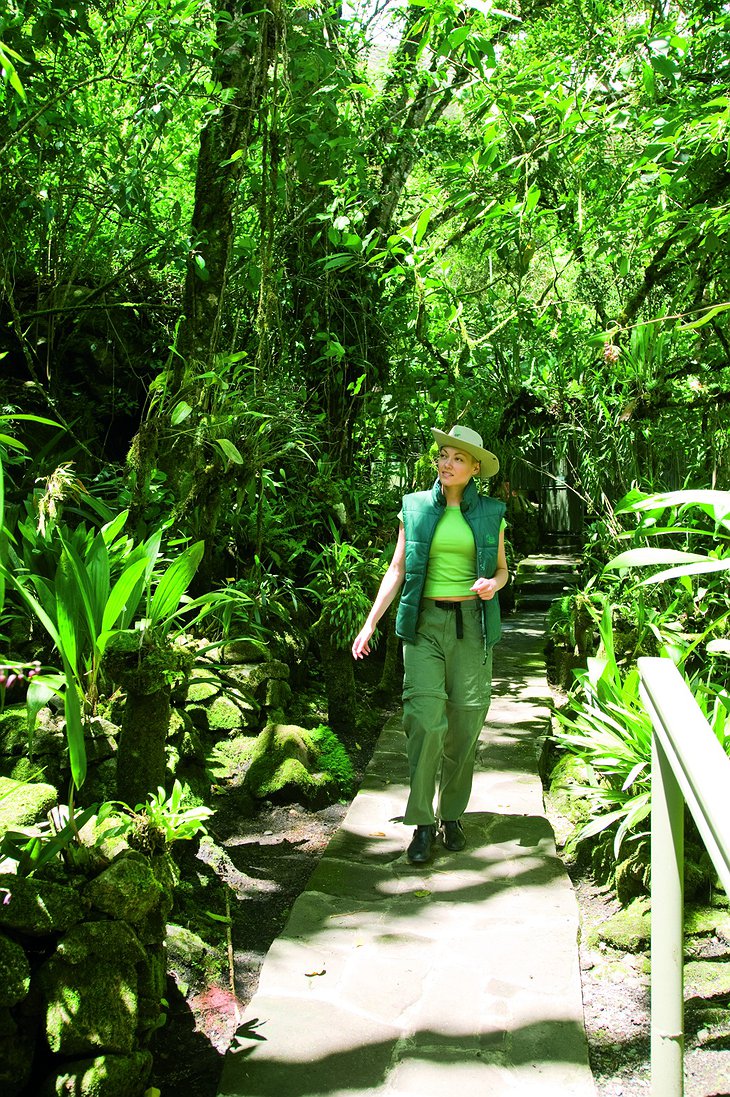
[423,507,477,599]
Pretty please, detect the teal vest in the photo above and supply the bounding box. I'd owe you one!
[396,478,506,649]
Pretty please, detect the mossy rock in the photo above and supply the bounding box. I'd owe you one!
[166,923,224,994]
[206,694,257,733]
[685,960,730,1003]
[0,706,28,756]
[614,843,651,903]
[685,906,730,943]
[546,755,594,827]
[0,931,31,1007]
[0,873,83,936]
[242,723,351,806]
[220,639,267,663]
[0,777,57,840]
[182,667,221,704]
[226,661,290,696]
[688,1005,730,1048]
[242,724,324,804]
[41,1050,153,1097]
[206,735,257,783]
[597,896,651,953]
[7,757,47,783]
[265,678,292,709]
[167,707,193,740]
[84,851,165,924]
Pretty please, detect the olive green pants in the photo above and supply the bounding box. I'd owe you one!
[402,600,493,826]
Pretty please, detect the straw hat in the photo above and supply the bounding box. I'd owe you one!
[431,425,499,478]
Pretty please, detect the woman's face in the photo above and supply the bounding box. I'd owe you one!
[437,446,480,489]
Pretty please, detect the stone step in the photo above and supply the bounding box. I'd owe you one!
[515,573,580,592]
[516,555,582,574]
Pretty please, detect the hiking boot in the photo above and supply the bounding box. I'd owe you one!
[440,819,466,852]
[407,824,437,864]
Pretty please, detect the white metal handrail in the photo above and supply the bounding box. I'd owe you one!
[638,656,730,1097]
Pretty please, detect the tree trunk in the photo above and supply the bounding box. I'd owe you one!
[116,685,172,808]
[318,639,357,740]
[377,606,402,697]
[128,0,282,546]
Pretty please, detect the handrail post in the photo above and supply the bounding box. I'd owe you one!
[651,730,684,1097]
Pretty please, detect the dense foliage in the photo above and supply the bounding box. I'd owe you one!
[1,0,728,871]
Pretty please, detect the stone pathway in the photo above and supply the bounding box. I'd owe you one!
[217,614,597,1097]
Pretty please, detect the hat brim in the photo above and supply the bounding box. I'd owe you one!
[431,429,499,478]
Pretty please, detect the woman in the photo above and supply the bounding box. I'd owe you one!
[352,425,508,864]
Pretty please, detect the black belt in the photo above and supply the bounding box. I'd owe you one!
[433,600,471,639]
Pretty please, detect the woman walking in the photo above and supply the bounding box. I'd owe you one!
[352,425,508,864]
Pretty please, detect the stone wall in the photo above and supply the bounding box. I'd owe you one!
[0,795,177,1097]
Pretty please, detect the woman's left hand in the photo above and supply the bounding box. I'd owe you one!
[471,577,499,601]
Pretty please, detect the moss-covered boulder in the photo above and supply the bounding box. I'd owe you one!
[166,922,224,995]
[685,960,730,1003]
[40,922,144,1056]
[266,678,292,710]
[42,1050,153,1097]
[180,667,220,704]
[220,639,266,663]
[685,905,730,951]
[688,1005,730,1048]
[226,660,289,696]
[614,842,651,904]
[597,896,651,953]
[0,776,58,839]
[0,873,83,935]
[206,694,254,734]
[84,717,118,765]
[0,706,29,758]
[206,735,256,784]
[242,723,352,806]
[0,931,31,1006]
[0,1008,32,1097]
[84,852,165,924]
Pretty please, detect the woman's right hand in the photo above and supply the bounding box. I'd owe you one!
[352,622,375,660]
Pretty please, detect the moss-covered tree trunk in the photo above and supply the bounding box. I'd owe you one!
[116,686,172,808]
[377,607,402,697]
[105,632,192,807]
[126,0,282,549]
[317,635,356,740]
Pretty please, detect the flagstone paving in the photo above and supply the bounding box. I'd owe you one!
[218,614,597,1097]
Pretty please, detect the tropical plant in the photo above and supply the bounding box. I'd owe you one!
[553,601,653,860]
[0,801,98,877]
[97,779,214,852]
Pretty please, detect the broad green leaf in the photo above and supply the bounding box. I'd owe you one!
[605,548,707,569]
[58,537,97,652]
[101,509,129,545]
[171,400,193,425]
[55,556,80,677]
[26,674,64,749]
[102,558,149,634]
[447,25,470,48]
[214,438,244,464]
[87,536,111,634]
[639,559,730,585]
[64,681,86,790]
[619,490,730,516]
[0,458,4,613]
[149,541,205,626]
[679,302,730,331]
[415,206,433,245]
